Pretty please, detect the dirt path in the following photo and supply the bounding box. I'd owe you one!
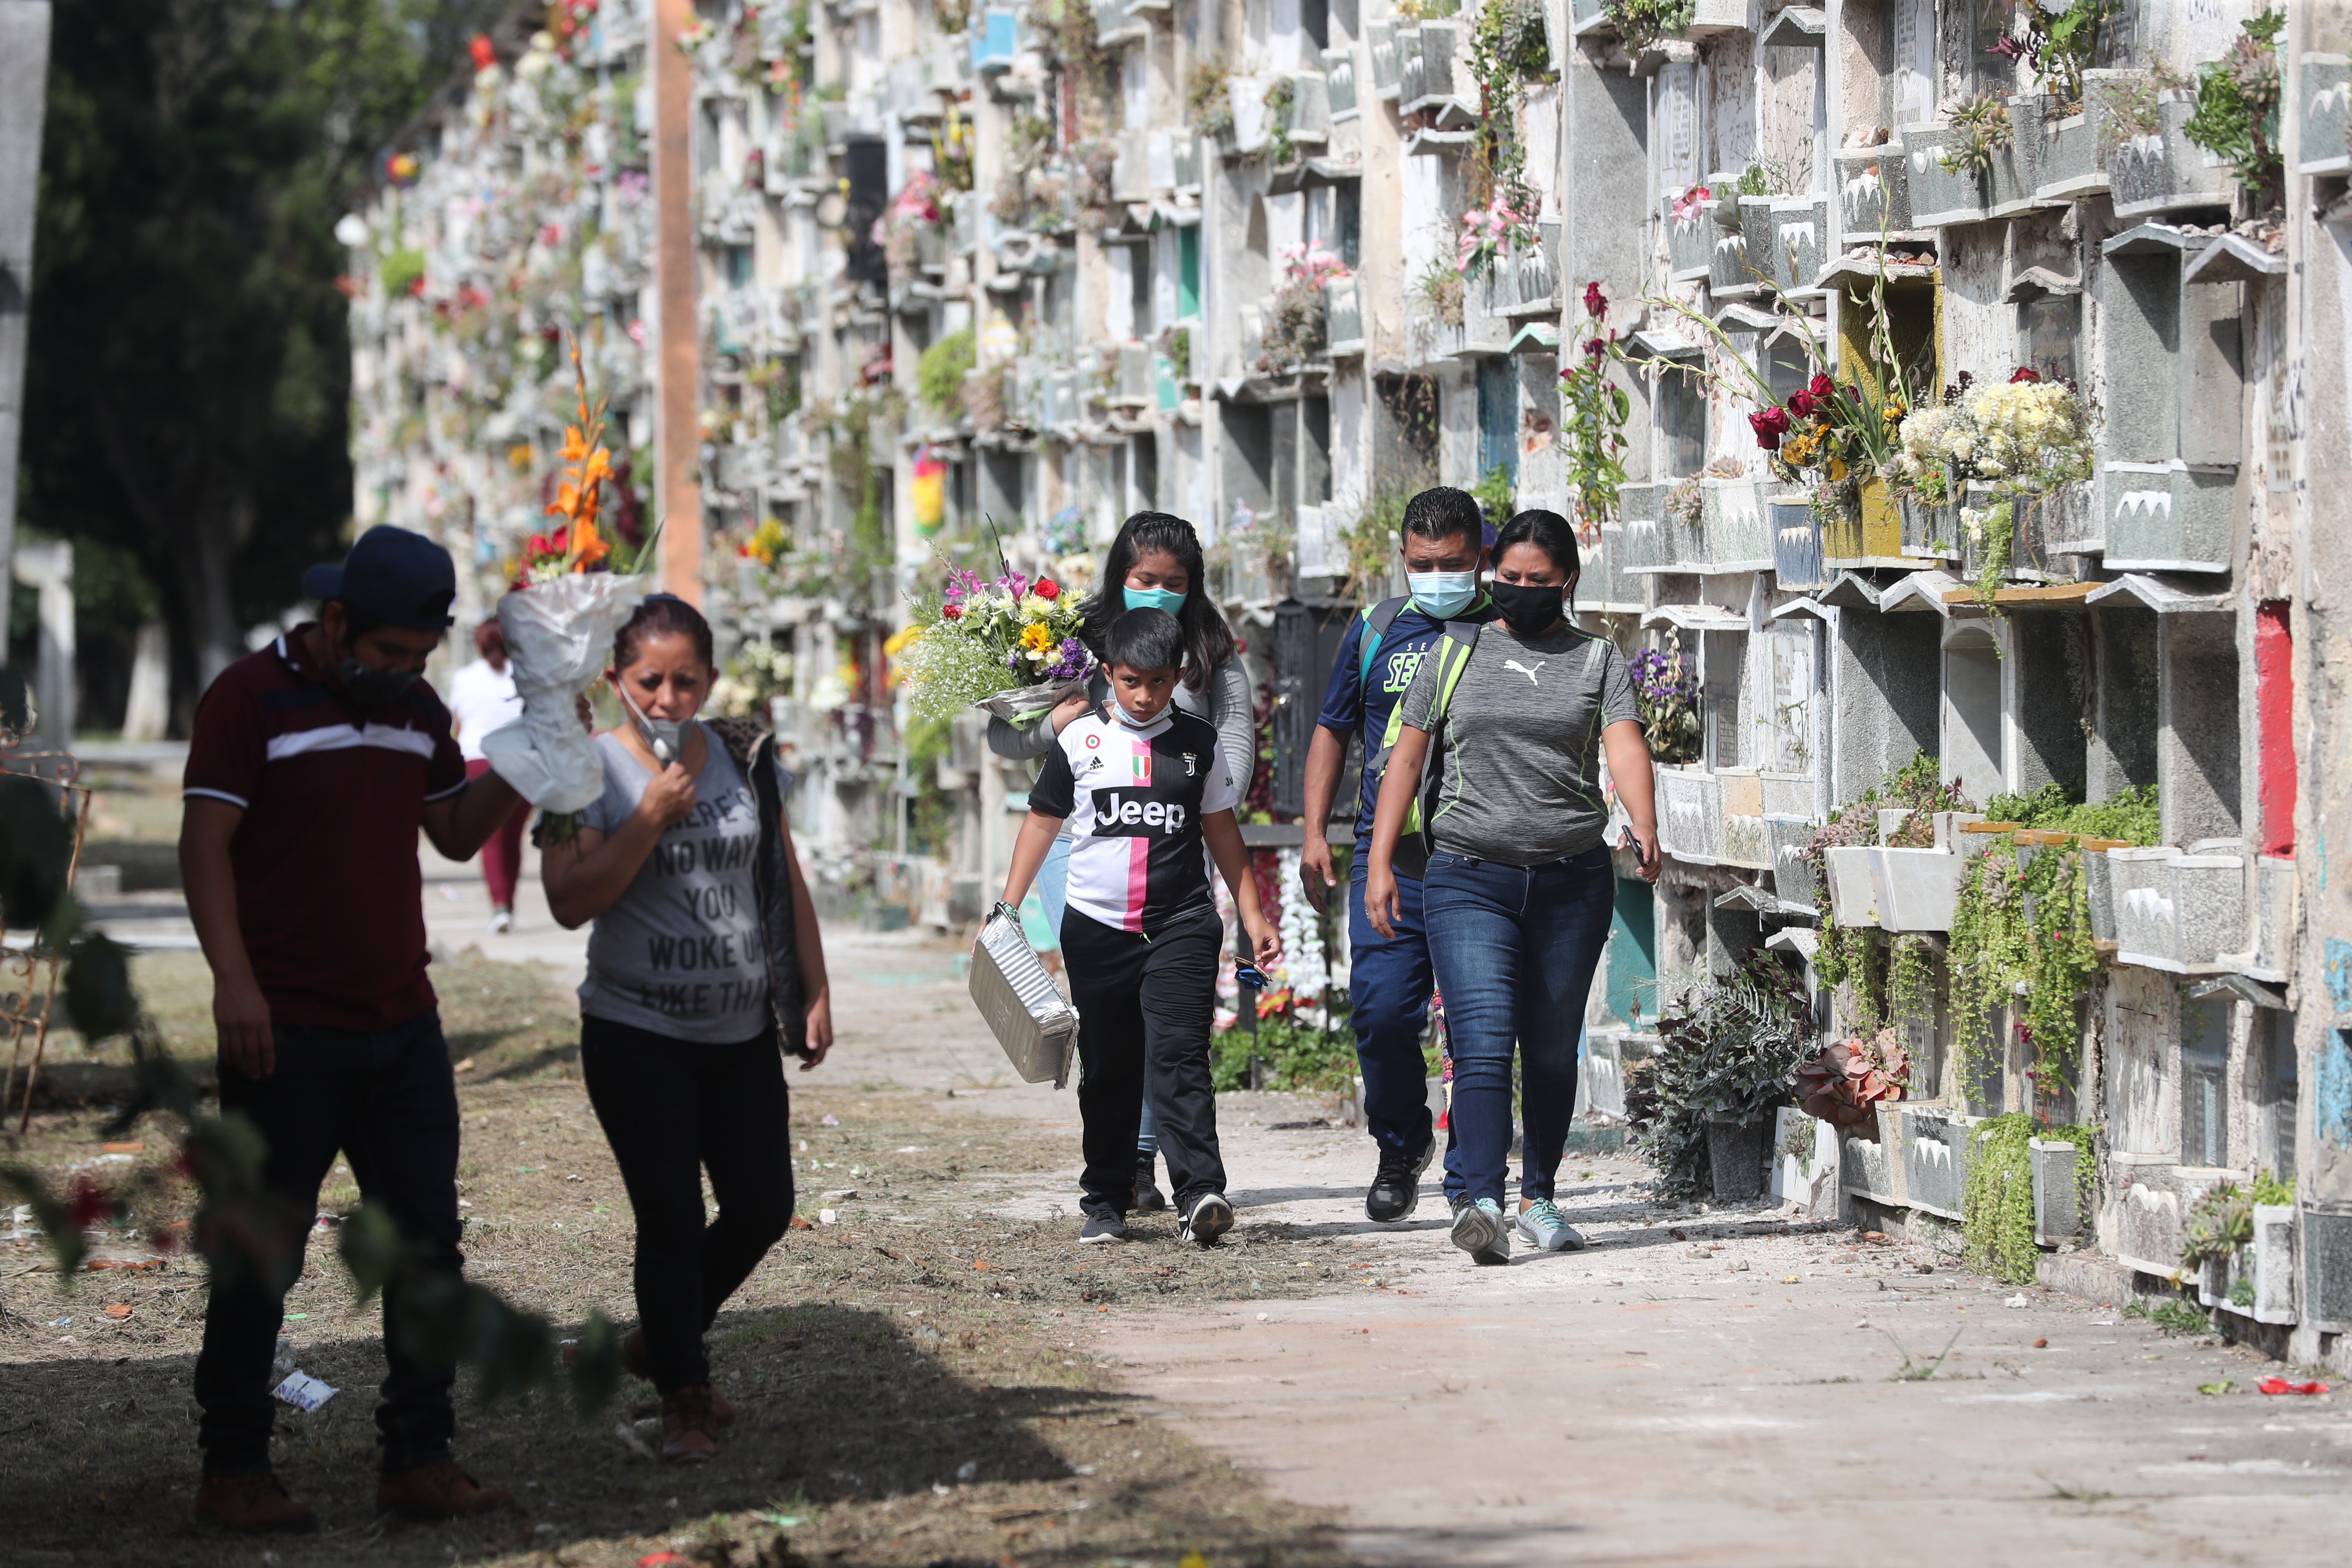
[14,919,2347,1566]
[800,937,2352,1568]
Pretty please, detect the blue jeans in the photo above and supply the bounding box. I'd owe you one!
[1348,850,1439,1162]
[1422,845,1615,1208]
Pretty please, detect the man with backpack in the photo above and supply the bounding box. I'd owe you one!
[1297,487,1492,1223]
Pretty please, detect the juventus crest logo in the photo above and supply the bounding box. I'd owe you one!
[1182,753,1197,777]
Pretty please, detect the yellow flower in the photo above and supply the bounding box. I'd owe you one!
[1020,622,1055,653]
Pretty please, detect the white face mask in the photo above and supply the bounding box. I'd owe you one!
[619,680,693,764]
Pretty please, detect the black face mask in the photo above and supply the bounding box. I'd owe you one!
[335,639,420,705]
[1489,580,1566,637]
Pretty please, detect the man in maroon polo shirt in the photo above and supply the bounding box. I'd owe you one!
[182,526,522,1533]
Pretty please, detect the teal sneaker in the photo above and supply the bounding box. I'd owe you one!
[1514,1197,1586,1253]
[1449,1198,1511,1265]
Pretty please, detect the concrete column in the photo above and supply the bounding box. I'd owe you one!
[0,2,52,650]
[121,623,169,743]
[10,537,71,746]
[653,0,704,605]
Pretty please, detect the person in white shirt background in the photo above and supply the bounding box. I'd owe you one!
[446,619,531,931]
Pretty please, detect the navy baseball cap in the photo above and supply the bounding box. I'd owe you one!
[302,526,457,630]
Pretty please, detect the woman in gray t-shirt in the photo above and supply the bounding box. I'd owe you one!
[542,594,831,1463]
[1366,511,1661,1267]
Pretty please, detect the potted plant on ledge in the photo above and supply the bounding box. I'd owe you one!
[1626,952,1815,1204]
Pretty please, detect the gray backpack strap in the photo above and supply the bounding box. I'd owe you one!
[1356,595,1412,687]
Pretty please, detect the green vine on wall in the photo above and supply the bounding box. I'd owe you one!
[1806,756,1970,1033]
[2182,6,2283,199]
[1888,935,1935,1053]
[1961,1112,2096,1285]
[1187,63,1234,141]
[1466,0,1550,218]
[1262,76,1298,167]
[1602,0,1694,55]
[1947,838,2100,1106]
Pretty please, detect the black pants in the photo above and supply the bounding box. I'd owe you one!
[579,1015,796,1393]
[1060,907,1225,1213]
[194,1007,462,1478]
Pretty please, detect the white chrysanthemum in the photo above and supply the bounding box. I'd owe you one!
[1273,849,1329,998]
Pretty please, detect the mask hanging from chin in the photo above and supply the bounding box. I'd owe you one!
[1112,701,1164,730]
[619,681,694,764]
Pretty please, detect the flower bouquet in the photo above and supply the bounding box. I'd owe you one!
[482,342,646,822]
[1629,637,1702,765]
[1892,369,2094,505]
[898,564,1092,726]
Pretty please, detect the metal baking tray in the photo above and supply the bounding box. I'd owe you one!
[967,902,1079,1088]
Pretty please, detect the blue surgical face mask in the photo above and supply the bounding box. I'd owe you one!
[1123,584,1187,616]
[1407,570,1480,620]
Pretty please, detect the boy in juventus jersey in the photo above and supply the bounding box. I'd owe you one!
[998,609,1282,1245]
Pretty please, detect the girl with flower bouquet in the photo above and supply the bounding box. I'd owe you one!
[982,511,1258,1212]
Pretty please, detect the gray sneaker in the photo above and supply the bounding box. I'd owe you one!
[1514,1197,1586,1253]
[1449,1197,1510,1265]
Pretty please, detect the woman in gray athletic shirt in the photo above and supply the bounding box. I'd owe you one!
[542,595,833,1462]
[1365,511,1662,1265]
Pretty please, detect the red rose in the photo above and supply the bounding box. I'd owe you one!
[2009,366,2043,383]
[1033,579,1059,600]
[1749,407,1792,450]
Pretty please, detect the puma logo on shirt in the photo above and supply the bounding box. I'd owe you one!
[1505,659,1547,685]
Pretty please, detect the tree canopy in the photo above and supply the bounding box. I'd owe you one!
[23,0,507,726]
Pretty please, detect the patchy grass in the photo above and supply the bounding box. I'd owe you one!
[1,954,1362,1566]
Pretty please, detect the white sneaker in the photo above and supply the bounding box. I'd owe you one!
[490,906,513,934]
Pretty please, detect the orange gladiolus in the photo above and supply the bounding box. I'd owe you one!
[560,426,589,462]
[570,516,610,568]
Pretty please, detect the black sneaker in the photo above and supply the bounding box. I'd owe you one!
[1132,1153,1168,1212]
[1365,1139,1436,1223]
[1179,1191,1233,1246]
[1079,1208,1131,1244]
